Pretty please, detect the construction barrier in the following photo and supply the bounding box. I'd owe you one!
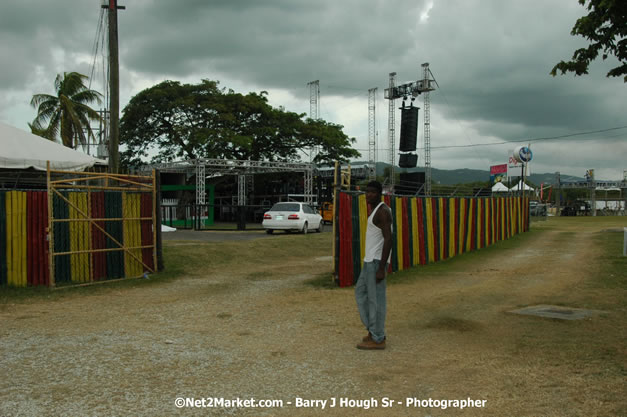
[335,193,529,287]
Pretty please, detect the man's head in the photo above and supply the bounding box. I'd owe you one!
[365,181,383,205]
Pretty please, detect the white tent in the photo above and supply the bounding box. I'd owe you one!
[491,182,510,193]
[510,180,534,191]
[0,122,106,171]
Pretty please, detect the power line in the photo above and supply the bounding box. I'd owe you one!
[429,125,627,150]
[352,125,627,151]
[428,69,489,166]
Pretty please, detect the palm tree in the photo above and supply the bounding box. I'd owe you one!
[30,72,103,149]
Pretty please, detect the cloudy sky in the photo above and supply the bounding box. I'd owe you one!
[1,0,625,180]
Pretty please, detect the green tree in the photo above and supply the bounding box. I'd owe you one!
[551,0,627,82]
[30,72,103,148]
[119,80,360,169]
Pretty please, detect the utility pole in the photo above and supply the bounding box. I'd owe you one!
[102,0,125,173]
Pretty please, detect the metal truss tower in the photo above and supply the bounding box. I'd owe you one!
[196,161,206,204]
[387,73,396,187]
[307,80,320,120]
[368,87,377,180]
[422,63,433,196]
[307,80,321,163]
[384,65,435,194]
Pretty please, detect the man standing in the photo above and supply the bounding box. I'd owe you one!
[355,181,392,350]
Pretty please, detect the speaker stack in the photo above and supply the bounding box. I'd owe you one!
[397,171,426,195]
[399,106,419,168]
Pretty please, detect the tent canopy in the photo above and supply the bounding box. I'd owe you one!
[510,180,534,191]
[492,182,510,192]
[0,122,106,171]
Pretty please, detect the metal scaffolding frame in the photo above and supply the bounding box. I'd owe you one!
[141,158,315,205]
[384,64,435,194]
[307,80,321,163]
[422,63,434,196]
[387,72,396,187]
[368,87,377,180]
[307,80,320,121]
[195,161,206,205]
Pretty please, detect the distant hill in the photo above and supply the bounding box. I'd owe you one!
[357,161,585,186]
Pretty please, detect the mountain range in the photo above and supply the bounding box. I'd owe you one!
[363,162,584,186]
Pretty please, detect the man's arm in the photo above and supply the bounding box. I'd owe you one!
[375,206,393,282]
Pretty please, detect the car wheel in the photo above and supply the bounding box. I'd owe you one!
[302,222,308,234]
[266,229,273,234]
[317,221,323,233]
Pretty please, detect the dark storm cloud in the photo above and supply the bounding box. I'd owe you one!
[114,0,622,138]
[0,0,97,89]
[414,0,626,136]
[120,0,424,90]
[1,0,624,178]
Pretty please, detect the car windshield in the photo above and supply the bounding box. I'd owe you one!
[269,203,300,212]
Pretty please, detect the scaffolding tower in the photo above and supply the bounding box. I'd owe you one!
[384,64,435,194]
[387,73,396,187]
[421,63,435,196]
[307,80,321,163]
[368,87,377,180]
[307,80,320,120]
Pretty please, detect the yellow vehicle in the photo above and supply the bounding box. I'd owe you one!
[319,202,333,224]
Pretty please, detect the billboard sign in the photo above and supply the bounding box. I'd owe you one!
[490,164,508,184]
[508,149,531,177]
[513,146,533,163]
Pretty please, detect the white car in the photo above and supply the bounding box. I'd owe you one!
[262,202,324,234]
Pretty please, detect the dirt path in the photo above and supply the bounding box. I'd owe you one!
[1,220,625,416]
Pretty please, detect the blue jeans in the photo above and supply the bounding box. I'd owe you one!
[355,260,386,343]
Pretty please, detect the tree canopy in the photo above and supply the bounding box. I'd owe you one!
[30,72,102,148]
[551,0,626,82]
[120,80,360,169]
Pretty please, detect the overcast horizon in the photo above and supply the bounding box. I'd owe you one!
[1,0,625,180]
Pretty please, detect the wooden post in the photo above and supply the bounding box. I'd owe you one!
[555,172,561,217]
[152,169,158,273]
[103,0,125,173]
[332,161,340,283]
[46,161,55,287]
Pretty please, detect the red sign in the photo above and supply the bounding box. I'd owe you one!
[490,164,508,175]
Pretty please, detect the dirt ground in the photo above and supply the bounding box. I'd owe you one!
[1,218,625,416]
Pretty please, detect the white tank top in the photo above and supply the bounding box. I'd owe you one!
[364,202,392,263]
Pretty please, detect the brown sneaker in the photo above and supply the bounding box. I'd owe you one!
[362,333,386,342]
[356,339,386,350]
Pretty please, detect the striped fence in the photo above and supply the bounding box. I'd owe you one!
[335,192,529,287]
[1,190,155,287]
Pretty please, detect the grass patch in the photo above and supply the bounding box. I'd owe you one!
[423,316,482,332]
[304,272,338,289]
[590,230,627,291]
[388,228,540,285]
[245,271,274,281]
[533,216,627,232]
[0,233,332,304]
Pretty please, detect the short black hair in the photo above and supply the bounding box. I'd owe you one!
[366,181,382,195]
